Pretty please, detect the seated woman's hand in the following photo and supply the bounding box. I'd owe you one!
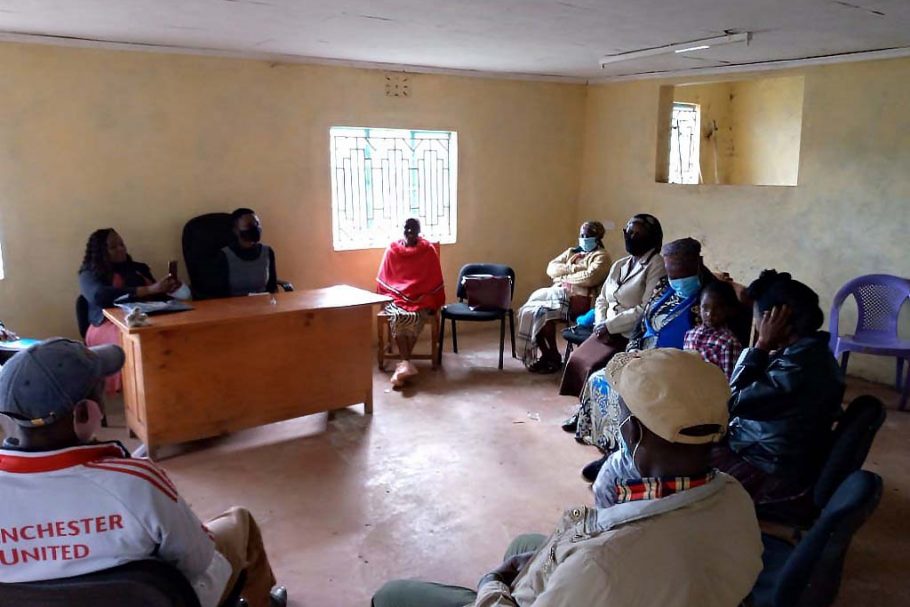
[149,275,181,296]
[756,305,792,352]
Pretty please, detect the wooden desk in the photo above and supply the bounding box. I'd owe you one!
[104,285,390,458]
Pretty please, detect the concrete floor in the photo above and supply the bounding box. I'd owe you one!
[90,332,909,606]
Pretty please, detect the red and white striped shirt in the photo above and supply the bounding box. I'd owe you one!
[0,442,230,607]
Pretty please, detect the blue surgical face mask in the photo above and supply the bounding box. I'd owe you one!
[593,447,640,508]
[593,416,642,508]
[668,275,701,299]
[578,237,598,252]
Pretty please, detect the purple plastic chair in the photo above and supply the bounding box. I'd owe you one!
[829,274,910,411]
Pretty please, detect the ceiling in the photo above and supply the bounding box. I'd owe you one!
[1,0,909,80]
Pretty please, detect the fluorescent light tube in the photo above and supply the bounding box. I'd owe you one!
[675,45,711,53]
[600,32,751,67]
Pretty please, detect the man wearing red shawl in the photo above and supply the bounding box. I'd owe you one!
[376,219,446,387]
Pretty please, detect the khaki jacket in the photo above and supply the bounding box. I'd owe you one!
[594,250,667,337]
[545,248,611,297]
[473,474,763,607]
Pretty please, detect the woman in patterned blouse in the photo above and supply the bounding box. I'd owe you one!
[571,238,718,482]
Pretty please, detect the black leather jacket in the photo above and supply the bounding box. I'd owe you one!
[727,332,844,482]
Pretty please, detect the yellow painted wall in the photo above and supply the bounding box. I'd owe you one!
[0,43,587,340]
[1,41,907,384]
[730,76,804,185]
[579,57,910,383]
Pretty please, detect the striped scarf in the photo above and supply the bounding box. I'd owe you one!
[615,470,717,503]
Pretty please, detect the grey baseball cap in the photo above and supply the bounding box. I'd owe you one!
[0,338,125,427]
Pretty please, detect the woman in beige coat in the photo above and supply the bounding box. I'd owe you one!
[559,214,665,396]
[516,221,611,373]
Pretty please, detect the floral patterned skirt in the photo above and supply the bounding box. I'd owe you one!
[574,368,623,453]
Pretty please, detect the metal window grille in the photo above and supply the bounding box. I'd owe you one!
[330,126,458,251]
[669,103,701,184]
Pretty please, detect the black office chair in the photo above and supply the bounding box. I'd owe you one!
[76,294,91,339]
[0,560,202,607]
[561,324,593,363]
[0,560,251,607]
[74,293,113,427]
[749,470,883,607]
[181,213,293,300]
[438,264,516,370]
[756,395,886,530]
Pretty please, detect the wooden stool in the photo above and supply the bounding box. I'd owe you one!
[377,310,441,371]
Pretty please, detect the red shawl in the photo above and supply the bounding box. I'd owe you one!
[376,238,446,311]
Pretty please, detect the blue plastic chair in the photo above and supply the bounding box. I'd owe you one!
[750,470,883,607]
[829,274,910,410]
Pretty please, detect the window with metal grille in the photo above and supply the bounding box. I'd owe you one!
[668,103,701,185]
[330,126,458,251]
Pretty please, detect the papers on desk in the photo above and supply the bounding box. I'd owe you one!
[114,296,193,316]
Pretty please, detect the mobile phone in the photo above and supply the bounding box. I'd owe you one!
[167,260,178,279]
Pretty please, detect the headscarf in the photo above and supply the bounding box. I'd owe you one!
[627,214,663,252]
[661,237,701,259]
[583,221,607,242]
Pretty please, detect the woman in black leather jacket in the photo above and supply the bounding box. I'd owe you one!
[712,270,844,503]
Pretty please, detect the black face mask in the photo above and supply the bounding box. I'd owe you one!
[239,226,262,243]
[624,232,652,257]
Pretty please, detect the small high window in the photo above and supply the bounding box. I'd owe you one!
[330,126,458,251]
[655,76,804,186]
[669,102,701,184]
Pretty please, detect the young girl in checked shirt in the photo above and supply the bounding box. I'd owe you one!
[684,280,743,379]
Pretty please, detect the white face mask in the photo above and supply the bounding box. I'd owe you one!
[73,400,104,443]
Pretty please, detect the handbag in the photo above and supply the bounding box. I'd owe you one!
[463,274,512,311]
